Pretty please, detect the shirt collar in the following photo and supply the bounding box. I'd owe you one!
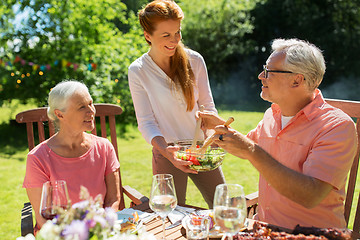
[271,89,325,121]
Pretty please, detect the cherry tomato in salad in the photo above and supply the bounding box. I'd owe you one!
[187,155,200,165]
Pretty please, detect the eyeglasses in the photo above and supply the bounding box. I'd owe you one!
[263,65,294,78]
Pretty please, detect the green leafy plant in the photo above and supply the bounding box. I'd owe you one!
[0,0,148,125]
[18,186,156,240]
[180,0,259,82]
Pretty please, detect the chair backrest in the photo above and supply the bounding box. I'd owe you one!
[325,98,360,234]
[16,103,126,209]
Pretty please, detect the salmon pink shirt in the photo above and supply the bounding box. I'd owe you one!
[23,134,120,204]
[247,89,357,229]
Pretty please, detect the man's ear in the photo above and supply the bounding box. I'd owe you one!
[292,74,305,88]
[144,31,151,43]
[54,109,63,119]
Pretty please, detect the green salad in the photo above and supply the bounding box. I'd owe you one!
[176,146,225,171]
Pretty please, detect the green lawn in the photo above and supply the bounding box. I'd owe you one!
[0,102,359,239]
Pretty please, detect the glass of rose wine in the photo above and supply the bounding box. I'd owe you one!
[149,174,177,240]
[213,183,247,240]
[40,180,71,220]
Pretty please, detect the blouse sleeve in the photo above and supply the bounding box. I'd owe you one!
[128,65,163,144]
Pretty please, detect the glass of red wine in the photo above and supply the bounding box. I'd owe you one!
[40,180,70,220]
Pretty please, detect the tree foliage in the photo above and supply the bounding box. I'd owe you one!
[249,0,360,87]
[0,0,148,125]
[179,0,360,107]
[180,0,260,82]
[1,0,360,125]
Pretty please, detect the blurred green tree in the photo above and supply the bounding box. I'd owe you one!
[0,0,148,125]
[179,0,260,82]
[2,0,360,121]
[249,0,360,87]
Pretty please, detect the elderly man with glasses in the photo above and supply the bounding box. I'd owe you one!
[199,38,357,229]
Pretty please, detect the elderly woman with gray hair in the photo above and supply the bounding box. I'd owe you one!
[23,80,121,231]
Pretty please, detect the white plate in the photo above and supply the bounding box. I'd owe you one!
[116,209,157,228]
[117,213,135,224]
[116,211,143,234]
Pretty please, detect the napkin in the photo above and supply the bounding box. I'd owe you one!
[168,206,196,224]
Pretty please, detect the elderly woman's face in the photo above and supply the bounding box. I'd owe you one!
[60,90,95,132]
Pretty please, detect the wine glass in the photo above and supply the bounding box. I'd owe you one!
[213,183,247,240]
[149,174,177,240]
[40,180,71,220]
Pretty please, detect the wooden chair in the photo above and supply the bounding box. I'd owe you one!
[245,98,360,238]
[16,103,149,236]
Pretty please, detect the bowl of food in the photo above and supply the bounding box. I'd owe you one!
[175,140,226,172]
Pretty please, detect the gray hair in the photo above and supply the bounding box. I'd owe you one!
[47,80,89,123]
[271,38,326,90]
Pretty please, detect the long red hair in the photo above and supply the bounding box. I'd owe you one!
[139,0,195,111]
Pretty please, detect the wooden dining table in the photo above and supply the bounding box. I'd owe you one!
[132,201,193,239]
[130,202,354,240]
[131,201,258,240]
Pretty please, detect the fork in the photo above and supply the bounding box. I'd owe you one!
[175,207,200,216]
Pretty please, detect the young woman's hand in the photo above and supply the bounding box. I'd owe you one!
[152,136,198,174]
[165,146,198,174]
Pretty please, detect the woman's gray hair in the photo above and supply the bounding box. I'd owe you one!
[47,80,89,123]
[271,38,326,91]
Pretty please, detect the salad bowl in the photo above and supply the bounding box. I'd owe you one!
[175,140,226,172]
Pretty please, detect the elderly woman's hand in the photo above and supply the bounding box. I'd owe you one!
[212,125,255,160]
[197,111,225,130]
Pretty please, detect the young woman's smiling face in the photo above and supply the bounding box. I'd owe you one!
[145,19,181,58]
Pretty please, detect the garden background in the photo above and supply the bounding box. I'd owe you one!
[1,0,360,238]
